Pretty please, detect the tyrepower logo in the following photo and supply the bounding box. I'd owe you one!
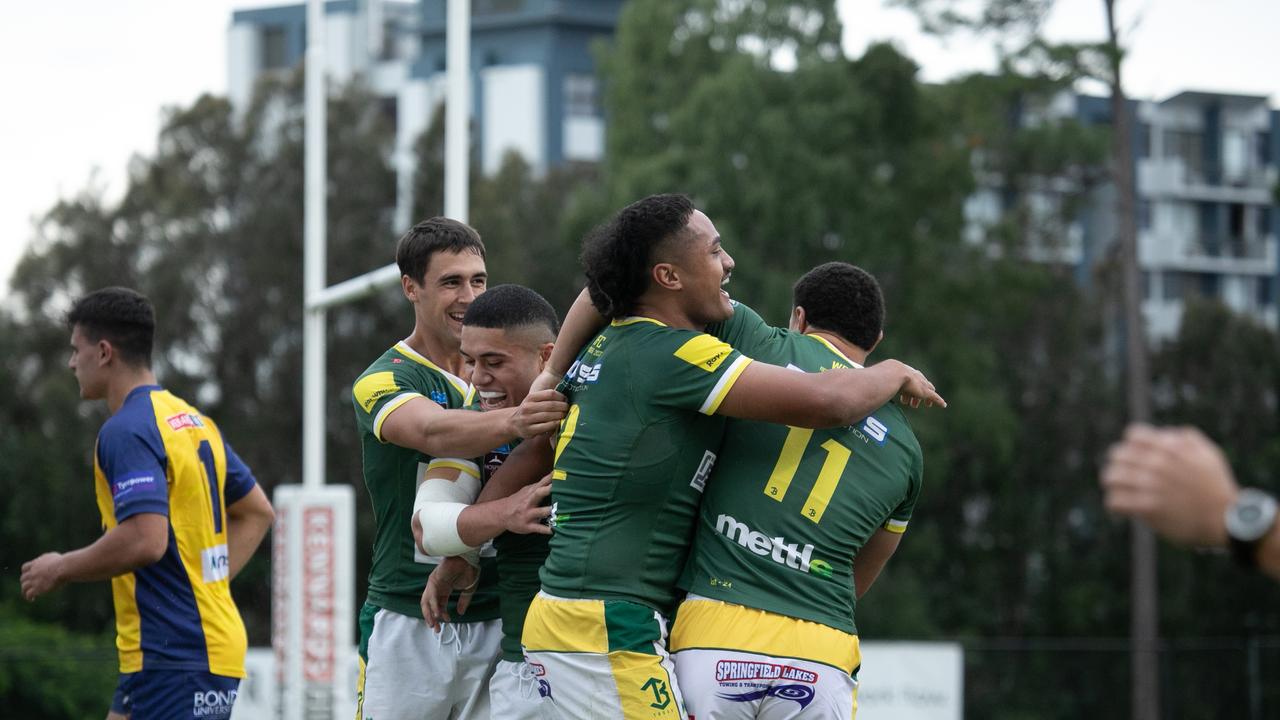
[714,514,831,578]
[192,688,237,717]
[716,660,818,684]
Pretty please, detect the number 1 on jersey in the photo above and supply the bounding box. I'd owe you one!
[763,427,852,524]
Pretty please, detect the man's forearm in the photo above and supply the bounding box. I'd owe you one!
[457,499,512,547]
[546,288,605,376]
[60,517,166,583]
[1259,522,1280,581]
[831,361,911,425]
[227,514,272,579]
[418,407,518,457]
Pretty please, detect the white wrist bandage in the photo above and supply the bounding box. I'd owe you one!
[413,459,482,559]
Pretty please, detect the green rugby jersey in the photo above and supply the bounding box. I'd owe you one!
[351,341,499,620]
[543,315,756,615]
[679,328,923,635]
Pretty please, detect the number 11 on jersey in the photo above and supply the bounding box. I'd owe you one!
[763,427,852,524]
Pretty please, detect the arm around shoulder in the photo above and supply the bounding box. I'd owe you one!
[717,359,944,428]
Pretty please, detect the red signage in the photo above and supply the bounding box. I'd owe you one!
[302,507,335,683]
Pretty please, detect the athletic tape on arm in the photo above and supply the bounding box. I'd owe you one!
[413,459,481,557]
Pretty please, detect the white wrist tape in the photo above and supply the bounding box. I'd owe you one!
[413,460,482,558]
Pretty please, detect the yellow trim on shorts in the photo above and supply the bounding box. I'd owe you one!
[521,593,609,654]
[669,597,860,675]
[425,458,481,479]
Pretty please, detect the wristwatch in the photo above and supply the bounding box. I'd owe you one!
[1224,488,1278,569]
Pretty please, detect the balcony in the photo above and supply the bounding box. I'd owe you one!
[1137,157,1275,204]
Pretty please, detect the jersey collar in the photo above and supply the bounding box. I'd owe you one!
[804,334,864,369]
[610,316,667,327]
[393,341,471,397]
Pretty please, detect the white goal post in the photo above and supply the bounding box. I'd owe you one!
[270,1,472,718]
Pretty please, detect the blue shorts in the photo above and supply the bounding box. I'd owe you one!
[111,670,241,719]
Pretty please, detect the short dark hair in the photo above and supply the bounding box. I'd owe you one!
[463,284,559,337]
[581,194,695,319]
[67,287,156,367]
[396,217,486,284]
[792,262,884,352]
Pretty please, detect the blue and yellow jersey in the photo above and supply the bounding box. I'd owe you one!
[92,385,257,677]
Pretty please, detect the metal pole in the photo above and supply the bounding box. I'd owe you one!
[445,0,470,222]
[1103,1,1158,718]
[303,0,327,490]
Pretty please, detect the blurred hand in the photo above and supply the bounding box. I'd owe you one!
[510,388,568,438]
[421,556,480,631]
[1100,424,1238,547]
[20,552,66,601]
[502,475,554,535]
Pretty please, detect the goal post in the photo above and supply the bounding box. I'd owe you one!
[268,1,473,718]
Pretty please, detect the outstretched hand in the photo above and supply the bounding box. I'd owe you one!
[1100,424,1237,547]
[421,556,479,631]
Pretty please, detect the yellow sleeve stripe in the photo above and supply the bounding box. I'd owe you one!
[699,356,752,415]
[426,458,481,479]
[373,392,422,442]
[883,518,909,534]
[674,334,733,372]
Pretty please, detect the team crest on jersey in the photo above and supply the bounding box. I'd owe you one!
[166,412,205,431]
[429,390,449,406]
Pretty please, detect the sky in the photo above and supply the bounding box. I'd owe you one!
[2,0,1279,295]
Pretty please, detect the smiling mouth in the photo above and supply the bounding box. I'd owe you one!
[720,274,731,298]
[448,312,466,324]
[478,390,509,409]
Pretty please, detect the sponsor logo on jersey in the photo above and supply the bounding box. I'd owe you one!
[689,450,716,492]
[192,688,237,717]
[202,544,230,583]
[353,371,399,413]
[112,474,157,498]
[675,335,732,372]
[166,412,205,431]
[860,415,889,446]
[714,514,829,578]
[715,660,818,684]
[565,359,603,385]
[429,390,449,406]
[717,685,815,709]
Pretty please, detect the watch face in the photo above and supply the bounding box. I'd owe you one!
[1227,489,1279,543]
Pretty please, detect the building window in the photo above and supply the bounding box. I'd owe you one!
[1162,271,1183,301]
[1136,122,1151,159]
[1164,129,1204,182]
[1260,207,1273,239]
[1199,272,1220,298]
[475,0,524,13]
[1259,277,1275,307]
[1258,132,1271,167]
[1137,200,1152,231]
[564,74,599,117]
[262,26,288,70]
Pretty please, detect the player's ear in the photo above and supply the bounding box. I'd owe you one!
[97,339,114,367]
[401,274,418,302]
[538,342,555,365]
[652,262,681,291]
[789,306,807,333]
[868,330,884,354]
